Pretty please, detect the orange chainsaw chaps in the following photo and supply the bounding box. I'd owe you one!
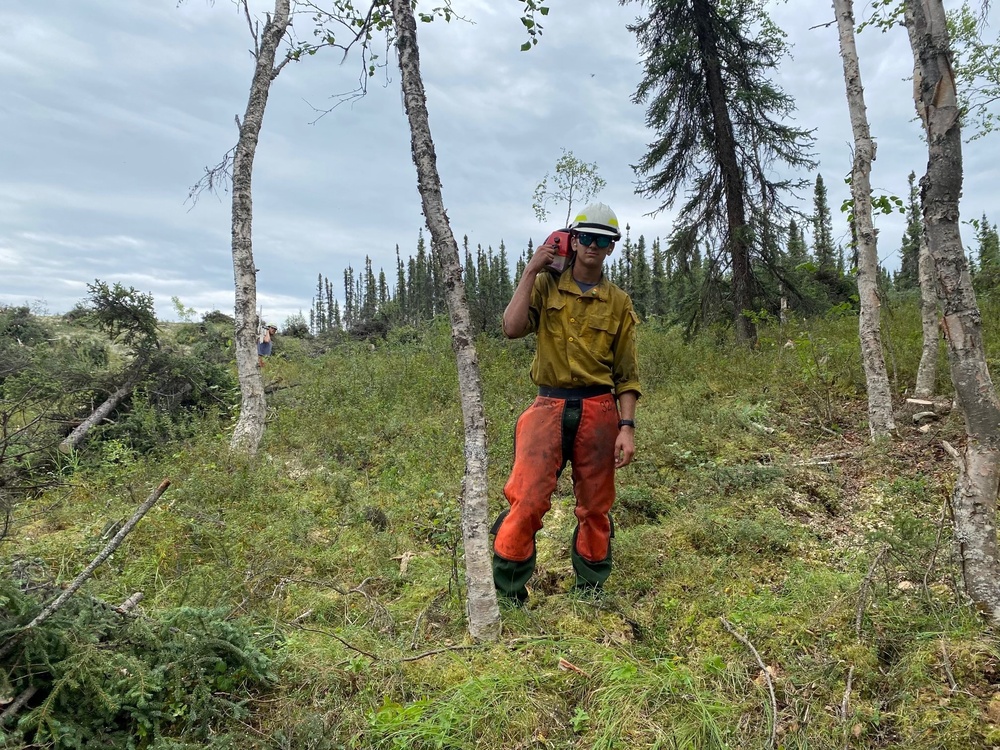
[570,395,618,562]
[493,394,618,564]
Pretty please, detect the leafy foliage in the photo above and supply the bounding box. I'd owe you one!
[531,148,607,227]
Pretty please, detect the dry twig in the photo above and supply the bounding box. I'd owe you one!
[939,641,958,693]
[841,665,854,720]
[0,479,170,660]
[721,617,779,748]
[294,624,379,661]
[0,685,38,726]
[855,546,888,638]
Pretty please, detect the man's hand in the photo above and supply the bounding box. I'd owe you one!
[524,243,557,275]
[614,428,635,468]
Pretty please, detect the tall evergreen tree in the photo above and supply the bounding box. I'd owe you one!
[325,277,336,330]
[786,218,808,265]
[973,214,1000,293]
[625,0,815,345]
[631,234,653,318]
[343,266,355,329]
[896,171,922,290]
[812,174,836,271]
[650,236,668,317]
[313,273,326,333]
[362,255,377,322]
[496,241,513,310]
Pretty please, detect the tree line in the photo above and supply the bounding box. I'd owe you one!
[305,172,998,340]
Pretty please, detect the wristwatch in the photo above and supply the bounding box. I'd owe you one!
[618,419,635,429]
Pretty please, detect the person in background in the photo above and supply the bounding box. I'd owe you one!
[491,202,641,604]
[257,323,277,367]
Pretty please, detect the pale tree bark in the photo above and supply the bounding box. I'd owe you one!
[906,0,1000,620]
[58,369,143,453]
[833,0,896,438]
[914,229,940,397]
[390,0,500,641]
[229,0,291,457]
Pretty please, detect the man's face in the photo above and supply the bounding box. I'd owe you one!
[572,233,614,270]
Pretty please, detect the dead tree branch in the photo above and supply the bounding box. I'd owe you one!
[855,545,888,638]
[721,617,778,748]
[0,480,170,660]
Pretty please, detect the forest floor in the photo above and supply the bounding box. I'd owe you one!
[3,309,1000,749]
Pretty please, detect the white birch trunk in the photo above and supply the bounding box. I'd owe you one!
[906,0,1000,621]
[390,0,500,641]
[229,0,290,457]
[833,0,896,438]
[914,229,940,397]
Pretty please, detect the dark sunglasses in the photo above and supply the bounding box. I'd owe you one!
[576,232,614,249]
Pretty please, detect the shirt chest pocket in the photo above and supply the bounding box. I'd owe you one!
[542,297,568,337]
[583,312,616,354]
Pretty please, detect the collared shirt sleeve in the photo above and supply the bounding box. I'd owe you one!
[523,273,549,335]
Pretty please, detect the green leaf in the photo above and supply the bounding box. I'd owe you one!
[520,41,531,51]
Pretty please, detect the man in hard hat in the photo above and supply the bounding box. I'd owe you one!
[491,202,641,604]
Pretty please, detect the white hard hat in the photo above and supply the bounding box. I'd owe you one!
[570,202,621,240]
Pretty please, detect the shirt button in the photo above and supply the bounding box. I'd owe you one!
[570,318,576,323]
[568,337,574,342]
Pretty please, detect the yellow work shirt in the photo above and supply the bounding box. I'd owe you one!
[524,269,642,398]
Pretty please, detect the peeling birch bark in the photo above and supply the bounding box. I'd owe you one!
[833,0,895,438]
[390,0,500,641]
[914,229,940,397]
[229,0,290,457]
[906,0,1000,620]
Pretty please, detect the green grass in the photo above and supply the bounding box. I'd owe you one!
[3,305,1000,749]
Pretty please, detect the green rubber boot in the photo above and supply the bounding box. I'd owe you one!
[492,551,535,605]
[571,527,612,592]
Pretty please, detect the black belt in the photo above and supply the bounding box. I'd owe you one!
[538,385,612,399]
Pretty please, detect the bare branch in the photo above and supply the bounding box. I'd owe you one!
[293,624,379,660]
[940,641,958,693]
[240,0,259,57]
[0,686,38,726]
[0,479,171,660]
[186,146,237,208]
[721,617,779,748]
[855,545,888,637]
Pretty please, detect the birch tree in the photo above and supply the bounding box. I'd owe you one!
[905,0,1000,620]
[915,229,940,397]
[389,0,500,641]
[229,0,291,456]
[832,0,896,438]
[532,149,607,227]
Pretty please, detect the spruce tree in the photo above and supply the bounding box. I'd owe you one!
[650,237,668,317]
[314,273,326,333]
[786,218,808,266]
[631,234,652,318]
[974,214,1000,293]
[625,0,815,345]
[812,174,836,271]
[896,171,922,290]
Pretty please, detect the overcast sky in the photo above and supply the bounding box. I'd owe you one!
[2,0,997,325]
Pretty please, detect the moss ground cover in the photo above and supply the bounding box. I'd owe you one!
[2,300,999,749]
